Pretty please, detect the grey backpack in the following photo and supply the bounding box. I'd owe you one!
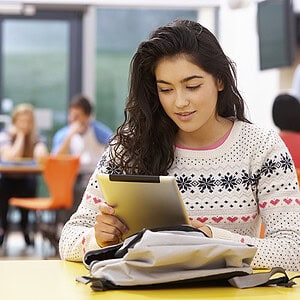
[77,225,299,291]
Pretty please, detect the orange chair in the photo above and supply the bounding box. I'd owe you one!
[260,223,265,238]
[296,168,300,186]
[9,155,80,255]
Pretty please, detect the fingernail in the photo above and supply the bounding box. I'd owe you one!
[107,206,114,214]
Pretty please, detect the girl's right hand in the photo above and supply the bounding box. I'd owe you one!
[94,203,128,247]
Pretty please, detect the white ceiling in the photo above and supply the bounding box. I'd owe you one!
[0,0,221,9]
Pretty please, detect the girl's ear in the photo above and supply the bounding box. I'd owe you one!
[216,79,224,91]
[216,79,224,92]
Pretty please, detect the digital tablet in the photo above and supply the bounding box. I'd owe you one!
[96,174,190,238]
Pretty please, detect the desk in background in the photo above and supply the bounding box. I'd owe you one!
[0,162,43,174]
[0,260,299,300]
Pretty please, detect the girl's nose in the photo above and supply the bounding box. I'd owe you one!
[175,91,190,108]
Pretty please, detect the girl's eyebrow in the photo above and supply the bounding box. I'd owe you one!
[156,75,203,85]
[181,75,203,83]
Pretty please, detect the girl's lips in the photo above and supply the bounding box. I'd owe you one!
[175,111,195,121]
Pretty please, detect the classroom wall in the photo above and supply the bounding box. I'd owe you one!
[219,2,281,130]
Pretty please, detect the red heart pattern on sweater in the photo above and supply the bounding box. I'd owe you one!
[270,199,280,206]
[259,202,267,208]
[227,216,238,223]
[212,216,223,223]
[283,198,293,205]
[197,217,208,223]
[93,197,101,204]
[252,213,257,219]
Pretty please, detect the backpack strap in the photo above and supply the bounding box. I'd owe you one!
[83,225,206,267]
[115,225,207,258]
[77,267,299,291]
[83,243,122,267]
[228,267,299,288]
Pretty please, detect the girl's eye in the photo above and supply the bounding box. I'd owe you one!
[158,87,172,93]
[187,84,201,90]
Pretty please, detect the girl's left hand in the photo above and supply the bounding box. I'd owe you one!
[190,219,212,237]
[94,203,128,247]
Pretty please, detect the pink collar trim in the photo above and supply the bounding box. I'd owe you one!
[176,127,232,151]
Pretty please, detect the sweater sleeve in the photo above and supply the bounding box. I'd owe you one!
[59,148,112,261]
[51,126,69,154]
[210,131,300,272]
[58,172,103,261]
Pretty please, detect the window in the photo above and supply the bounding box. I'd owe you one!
[0,10,83,149]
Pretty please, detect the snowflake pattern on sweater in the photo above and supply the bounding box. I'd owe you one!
[59,121,300,271]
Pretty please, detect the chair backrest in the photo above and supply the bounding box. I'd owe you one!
[42,155,80,209]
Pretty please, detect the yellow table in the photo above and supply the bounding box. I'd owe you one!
[0,260,299,300]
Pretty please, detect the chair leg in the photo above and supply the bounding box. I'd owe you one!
[38,210,60,258]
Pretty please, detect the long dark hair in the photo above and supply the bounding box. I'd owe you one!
[110,19,250,175]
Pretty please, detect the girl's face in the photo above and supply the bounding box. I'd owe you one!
[14,112,33,135]
[155,55,224,146]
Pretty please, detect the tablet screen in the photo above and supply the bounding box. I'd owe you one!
[97,174,190,238]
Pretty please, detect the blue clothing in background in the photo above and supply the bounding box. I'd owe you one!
[51,120,113,154]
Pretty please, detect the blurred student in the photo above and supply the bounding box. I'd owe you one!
[0,103,48,246]
[51,94,113,214]
[272,93,300,169]
[59,19,300,271]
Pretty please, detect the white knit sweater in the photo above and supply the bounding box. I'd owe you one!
[59,121,300,271]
